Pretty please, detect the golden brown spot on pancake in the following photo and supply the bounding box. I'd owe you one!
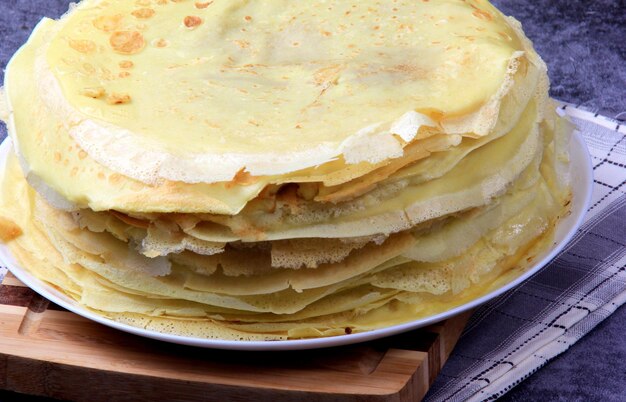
[184,16,203,28]
[0,217,22,242]
[135,0,151,6]
[97,172,106,180]
[108,173,122,185]
[195,1,213,9]
[244,15,252,21]
[313,65,342,86]
[118,71,131,78]
[498,31,513,41]
[230,224,267,242]
[71,167,79,177]
[54,152,62,162]
[69,39,96,54]
[109,31,145,54]
[234,40,250,49]
[132,8,155,19]
[231,169,258,186]
[389,64,428,79]
[119,60,134,69]
[93,14,123,32]
[80,86,106,99]
[472,9,493,21]
[78,150,88,160]
[154,38,169,48]
[106,92,132,105]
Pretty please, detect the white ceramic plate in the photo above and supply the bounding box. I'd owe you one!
[0,133,593,351]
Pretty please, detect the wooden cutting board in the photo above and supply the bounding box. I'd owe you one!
[0,271,470,402]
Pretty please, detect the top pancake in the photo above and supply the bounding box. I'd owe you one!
[14,0,527,184]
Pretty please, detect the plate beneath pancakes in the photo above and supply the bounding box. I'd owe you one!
[0,131,593,351]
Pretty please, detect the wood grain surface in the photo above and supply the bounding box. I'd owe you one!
[0,271,470,402]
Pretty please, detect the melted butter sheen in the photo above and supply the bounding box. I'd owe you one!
[47,0,522,155]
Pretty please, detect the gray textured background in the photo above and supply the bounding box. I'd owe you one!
[0,1,625,401]
[495,0,626,117]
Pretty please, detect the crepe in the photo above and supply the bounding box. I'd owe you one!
[5,0,545,214]
[0,0,573,340]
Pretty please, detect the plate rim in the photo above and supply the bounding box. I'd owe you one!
[0,131,593,351]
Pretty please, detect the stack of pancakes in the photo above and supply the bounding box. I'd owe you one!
[0,0,572,340]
